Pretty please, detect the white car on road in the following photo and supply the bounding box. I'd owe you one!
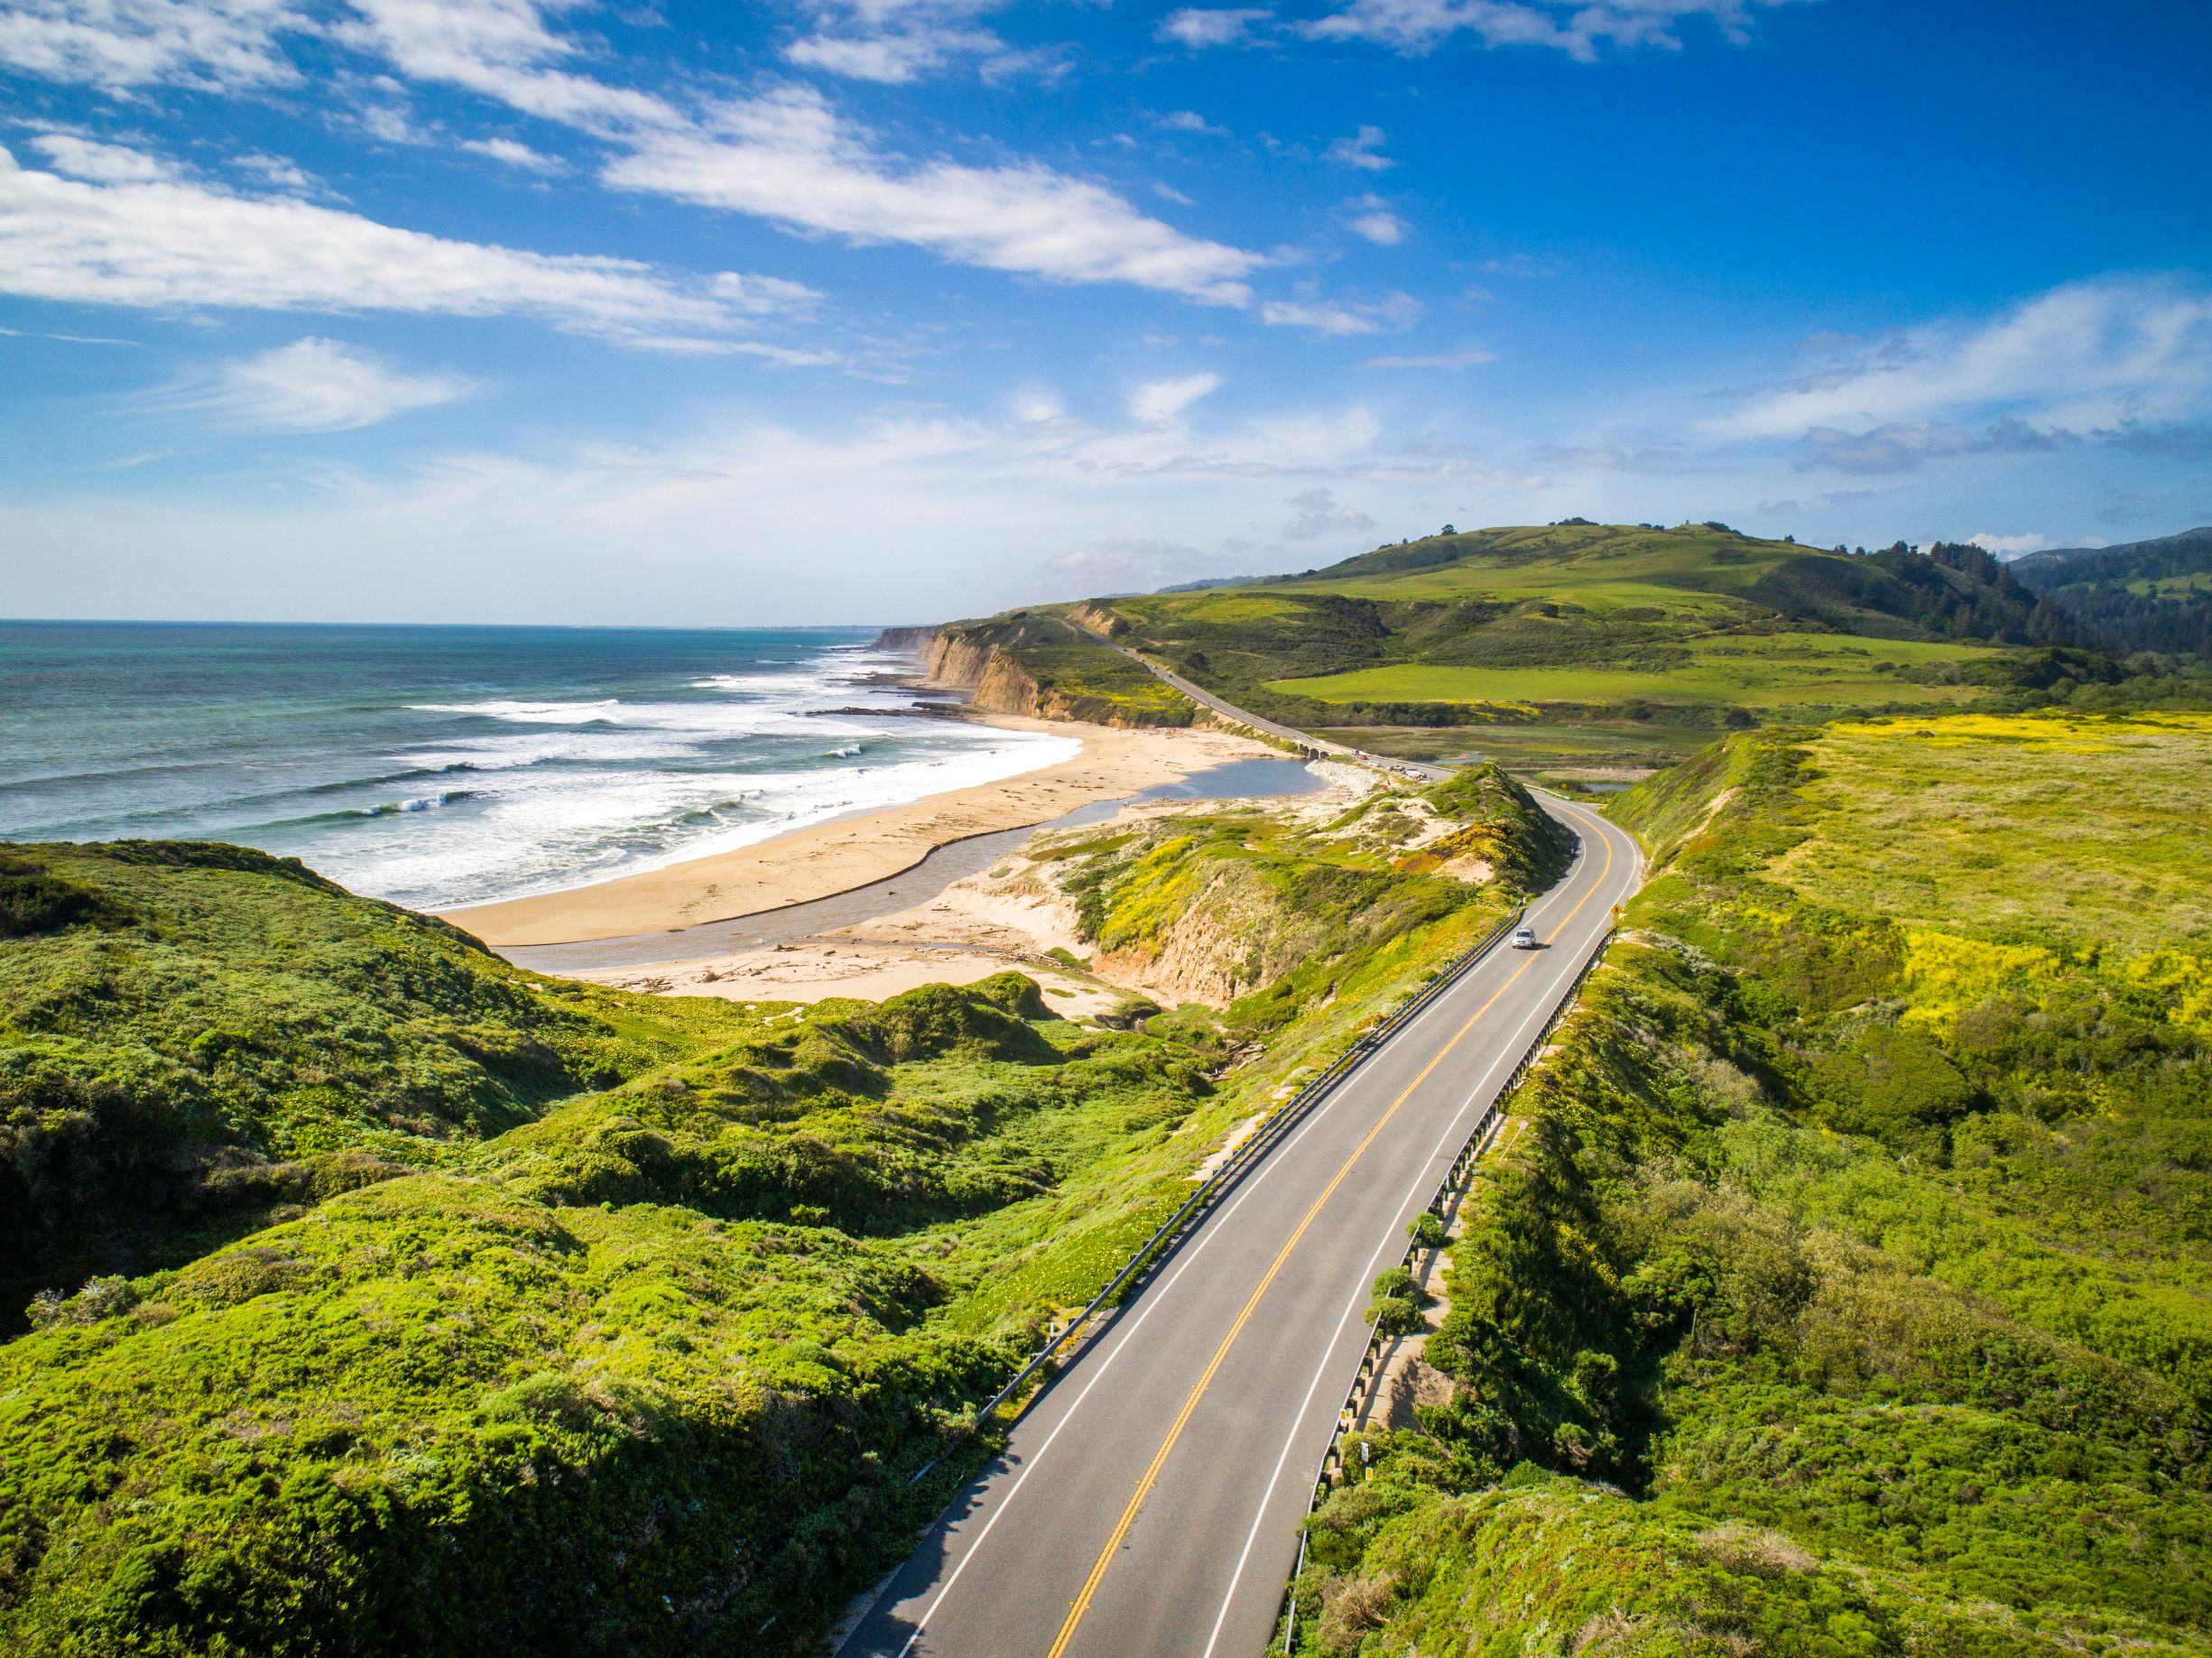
[1511,926,1538,949]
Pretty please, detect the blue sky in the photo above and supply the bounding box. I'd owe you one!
[1,0,2207,623]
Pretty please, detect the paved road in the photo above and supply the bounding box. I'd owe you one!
[1062,618,1447,783]
[840,792,1643,1658]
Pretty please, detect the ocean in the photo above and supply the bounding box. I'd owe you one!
[0,620,1080,912]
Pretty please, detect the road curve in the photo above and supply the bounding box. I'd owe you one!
[839,792,1643,1658]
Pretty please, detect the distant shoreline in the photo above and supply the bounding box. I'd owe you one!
[442,710,1274,948]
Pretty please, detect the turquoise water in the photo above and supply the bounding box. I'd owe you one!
[0,621,1080,911]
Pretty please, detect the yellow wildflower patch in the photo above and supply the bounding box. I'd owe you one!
[1898,930,2062,1034]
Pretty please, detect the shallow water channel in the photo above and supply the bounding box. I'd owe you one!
[498,755,1327,976]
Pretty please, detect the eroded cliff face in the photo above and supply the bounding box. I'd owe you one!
[919,631,990,687]
[915,632,1054,718]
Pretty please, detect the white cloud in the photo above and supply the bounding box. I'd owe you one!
[601,88,1265,307]
[0,142,805,342]
[29,131,177,182]
[785,26,994,83]
[0,0,304,91]
[1324,125,1393,171]
[461,135,566,173]
[1259,291,1421,336]
[1154,109,1226,135]
[1967,532,2051,559]
[1281,486,1374,537]
[1713,277,2212,444]
[1301,0,1804,60]
[1155,6,1272,48]
[344,0,1399,326]
[232,152,318,191]
[1361,344,1497,368]
[339,0,678,132]
[1346,197,1405,244]
[1130,370,1224,424]
[153,337,474,430]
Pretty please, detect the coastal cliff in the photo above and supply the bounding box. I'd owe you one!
[902,614,1198,727]
[869,625,938,653]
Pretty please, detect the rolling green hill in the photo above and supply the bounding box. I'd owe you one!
[1035,523,2126,775]
[2012,526,2212,656]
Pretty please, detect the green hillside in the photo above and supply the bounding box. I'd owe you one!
[1060,523,2126,774]
[0,769,1565,1656]
[2013,526,2212,656]
[1286,711,2212,1655]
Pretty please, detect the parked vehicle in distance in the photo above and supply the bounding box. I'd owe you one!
[1512,926,1538,949]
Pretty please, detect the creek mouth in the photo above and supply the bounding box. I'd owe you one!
[498,755,1328,977]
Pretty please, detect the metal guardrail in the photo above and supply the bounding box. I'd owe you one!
[1279,926,1616,1654]
[903,903,1532,1487]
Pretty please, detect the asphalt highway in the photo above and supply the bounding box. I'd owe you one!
[839,790,1643,1658]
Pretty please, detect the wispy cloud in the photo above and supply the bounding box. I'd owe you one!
[0,141,809,344]
[148,337,474,431]
[601,88,1267,307]
[1345,195,1406,244]
[1300,0,1806,60]
[1130,370,1224,424]
[41,0,1384,331]
[461,135,565,173]
[1324,125,1393,171]
[0,0,306,92]
[1155,6,1273,48]
[1281,486,1374,537]
[1714,277,2212,445]
[1361,344,1496,368]
[1259,291,1421,336]
[1154,109,1226,135]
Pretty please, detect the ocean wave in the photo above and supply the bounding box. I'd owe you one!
[406,699,624,724]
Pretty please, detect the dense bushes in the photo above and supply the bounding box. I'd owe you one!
[0,841,754,1327]
[1289,714,2212,1654]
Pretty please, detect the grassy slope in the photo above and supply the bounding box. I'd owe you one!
[0,767,1566,1656]
[1287,711,2212,1656]
[1268,631,1997,712]
[0,840,753,1328]
[1069,524,2122,759]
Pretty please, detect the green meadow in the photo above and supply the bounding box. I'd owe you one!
[1025,523,2096,766]
[1268,630,1998,714]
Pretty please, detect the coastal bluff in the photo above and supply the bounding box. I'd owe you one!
[871,616,1198,727]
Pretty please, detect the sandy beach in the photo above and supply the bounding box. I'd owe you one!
[447,714,1273,947]
[554,766,1374,1014]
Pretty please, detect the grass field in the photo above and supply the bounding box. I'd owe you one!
[1269,522,1800,609]
[1269,630,1998,712]
[1321,721,1713,773]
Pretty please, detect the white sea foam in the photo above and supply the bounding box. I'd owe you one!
[302,644,1079,910]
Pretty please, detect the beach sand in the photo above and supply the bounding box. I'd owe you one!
[559,772,1375,1016]
[447,714,1273,947]
[566,940,1129,1019]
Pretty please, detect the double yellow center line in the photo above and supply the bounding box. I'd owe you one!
[1043,809,1614,1656]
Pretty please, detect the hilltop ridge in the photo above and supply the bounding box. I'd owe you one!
[903,523,2141,771]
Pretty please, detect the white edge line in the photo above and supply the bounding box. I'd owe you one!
[1199,801,1628,1654]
